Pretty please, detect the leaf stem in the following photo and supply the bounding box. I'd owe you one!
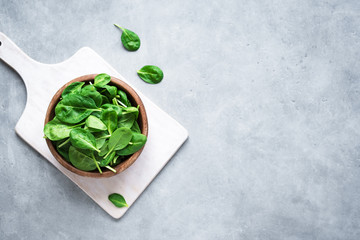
[114,24,124,31]
[58,138,70,148]
[91,154,102,174]
[103,149,112,159]
[71,122,86,128]
[99,134,111,139]
[113,155,119,164]
[105,165,117,173]
[112,98,119,106]
[117,99,127,107]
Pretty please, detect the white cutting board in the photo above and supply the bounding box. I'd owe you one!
[0,32,188,219]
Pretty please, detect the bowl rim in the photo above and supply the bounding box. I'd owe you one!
[44,74,148,178]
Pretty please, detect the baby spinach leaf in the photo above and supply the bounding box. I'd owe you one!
[101,104,122,116]
[93,131,109,149]
[96,137,106,149]
[117,90,131,107]
[99,141,109,157]
[44,118,83,141]
[62,82,85,98]
[91,111,101,118]
[55,94,100,124]
[69,146,97,171]
[81,85,102,107]
[123,107,139,119]
[114,24,140,51]
[108,127,132,153]
[104,85,117,99]
[137,65,163,84]
[118,113,135,129]
[70,128,100,152]
[116,133,147,156]
[85,115,107,131]
[130,121,141,133]
[94,73,111,88]
[101,95,110,105]
[108,193,128,208]
[101,109,118,134]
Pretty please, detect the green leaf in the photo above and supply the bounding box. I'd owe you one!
[70,128,99,152]
[55,94,100,124]
[101,104,122,116]
[93,131,110,149]
[104,85,117,99]
[94,73,111,87]
[85,115,107,131]
[114,24,140,51]
[118,113,135,129]
[91,111,101,118]
[99,141,109,157]
[101,109,118,134]
[96,138,106,149]
[101,95,110,105]
[44,118,83,141]
[116,133,147,156]
[123,106,139,119]
[137,65,163,84]
[69,146,97,171]
[131,121,141,133]
[117,90,131,107]
[108,127,132,153]
[108,193,128,208]
[61,82,85,98]
[81,85,103,107]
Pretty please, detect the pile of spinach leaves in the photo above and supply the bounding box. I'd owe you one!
[44,73,147,174]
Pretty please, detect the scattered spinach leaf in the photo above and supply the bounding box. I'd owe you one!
[108,193,128,208]
[137,65,163,84]
[114,24,140,51]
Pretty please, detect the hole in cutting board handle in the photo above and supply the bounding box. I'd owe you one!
[0,41,2,46]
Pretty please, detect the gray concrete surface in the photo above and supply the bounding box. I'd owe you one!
[1,0,360,239]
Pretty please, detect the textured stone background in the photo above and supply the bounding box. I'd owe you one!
[1,0,360,239]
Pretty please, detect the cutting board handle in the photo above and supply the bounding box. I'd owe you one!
[0,32,38,82]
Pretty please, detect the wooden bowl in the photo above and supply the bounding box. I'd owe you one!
[44,74,148,178]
